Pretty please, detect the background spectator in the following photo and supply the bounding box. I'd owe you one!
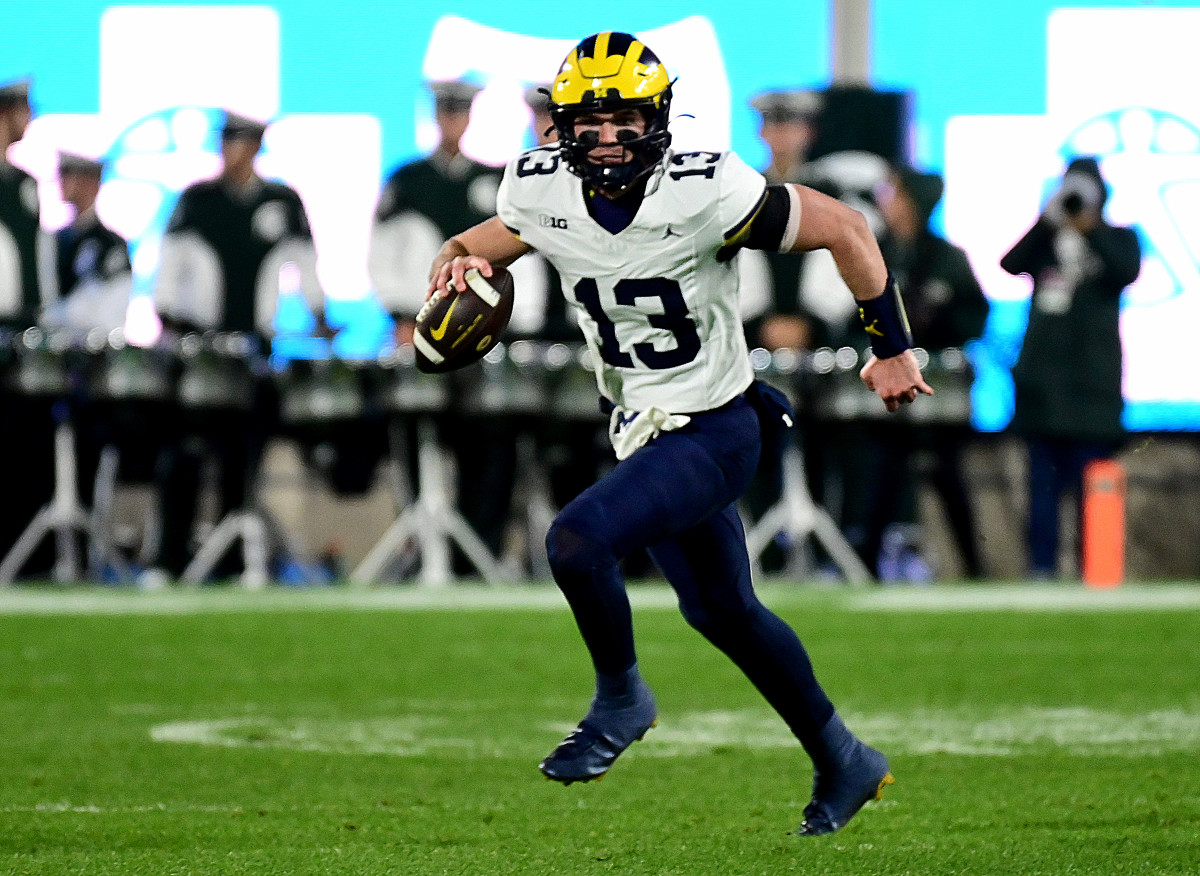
[150,110,326,582]
[874,165,990,579]
[1001,156,1141,580]
[0,76,55,577]
[368,79,514,575]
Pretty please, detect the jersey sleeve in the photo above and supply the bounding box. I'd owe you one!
[716,151,769,243]
[496,148,558,241]
[495,159,521,238]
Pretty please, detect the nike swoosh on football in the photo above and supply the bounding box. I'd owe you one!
[429,298,458,341]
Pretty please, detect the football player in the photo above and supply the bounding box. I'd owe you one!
[426,32,931,836]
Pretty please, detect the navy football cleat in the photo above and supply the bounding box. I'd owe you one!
[796,713,894,836]
[797,740,893,836]
[539,683,658,785]
[538,717,657,784]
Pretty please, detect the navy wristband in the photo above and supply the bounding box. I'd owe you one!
[857,274,913,359]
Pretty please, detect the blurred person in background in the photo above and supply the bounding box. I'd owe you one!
[369,79,515,574]
[740,90,825,573]
[525,83,556,151]
[0,75,55,577]
[46,152,130,330]
[0,77,43,331]
[795,150,902,579]
[871,165,989,580]
[513,83,605,508]
[500,84,612,575]
[744,89,824,353]
[1001,156,1140,580]
[44,151,141,515]
[150,111,327,583]
[751,89,822,187]
[370,79,502,345]
[154,112,328,339]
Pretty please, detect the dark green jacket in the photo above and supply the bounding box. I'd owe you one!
[0,163,42,329]
[375,153,501,241]
[883,230,989,352]
[55,214,129,297]
[828,230,989,355]
[1001,217,1141,442]
[165,178,313,334]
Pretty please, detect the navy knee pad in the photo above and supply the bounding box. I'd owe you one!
[546,521,617,583]
[678,592,757,640]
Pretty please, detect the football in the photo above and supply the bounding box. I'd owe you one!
[413,266,515,373]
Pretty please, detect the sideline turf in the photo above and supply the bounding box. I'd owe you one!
[1,584,1197,875]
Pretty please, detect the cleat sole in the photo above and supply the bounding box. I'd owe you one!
[545,771,603,787]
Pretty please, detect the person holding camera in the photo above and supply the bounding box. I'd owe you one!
[1000,156,1141,579]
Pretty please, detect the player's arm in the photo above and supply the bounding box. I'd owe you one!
[789,184,932,411]
[786,185,887,297]
[427,217,532,299]
[742,183,932,411]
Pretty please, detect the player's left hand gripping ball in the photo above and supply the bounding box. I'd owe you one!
[414,266,515,373]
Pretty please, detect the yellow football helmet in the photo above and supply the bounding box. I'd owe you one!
[549,32,674,192]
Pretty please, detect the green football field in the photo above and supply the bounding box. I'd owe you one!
[2,583,1198,875]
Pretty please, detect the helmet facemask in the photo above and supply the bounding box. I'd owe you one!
[552,102,672,193]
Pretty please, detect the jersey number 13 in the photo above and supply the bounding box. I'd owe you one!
[573,277,701,370]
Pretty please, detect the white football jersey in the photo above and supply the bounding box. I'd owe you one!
[496,147,766,414]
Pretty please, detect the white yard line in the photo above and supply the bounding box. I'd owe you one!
[846,584,1200,612]
[147,705,1200,759]
[0,586,584,615]
[0,583,1197,616]
[0,802,250,814]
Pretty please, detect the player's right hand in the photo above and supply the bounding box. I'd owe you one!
[426,254,494,300]
[860,350,934,413]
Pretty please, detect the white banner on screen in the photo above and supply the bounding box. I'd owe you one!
[944,8,1200,412]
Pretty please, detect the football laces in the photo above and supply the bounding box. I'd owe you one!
[416,288,447,324]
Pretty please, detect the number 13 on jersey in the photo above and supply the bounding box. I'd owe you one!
[573,276,701,370]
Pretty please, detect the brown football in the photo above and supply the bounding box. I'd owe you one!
[413,266,515,373]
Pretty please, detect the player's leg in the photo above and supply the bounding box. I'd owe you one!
[540,399,760,783]
[649,504,892,836]
[539,472,661,784]
[1026,436,1062,578]
[649,505,836,743]
[153,419,203,579]
[927,425,985,579]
